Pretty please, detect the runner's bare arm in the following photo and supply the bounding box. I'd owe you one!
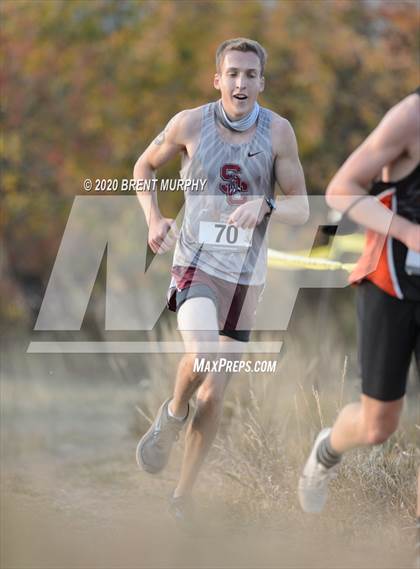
[133,110,197,253]
[133,111,188,226]
[326,94,420,250]
[272,117,309,224]
[227,117,309,228]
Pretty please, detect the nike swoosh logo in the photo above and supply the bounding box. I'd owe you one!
[248,151,262,157]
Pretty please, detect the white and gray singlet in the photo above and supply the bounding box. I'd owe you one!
[171,101,276,287]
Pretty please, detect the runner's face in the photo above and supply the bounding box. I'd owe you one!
[214,51,264,119]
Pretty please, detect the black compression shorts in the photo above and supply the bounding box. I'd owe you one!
[357,279,420,401]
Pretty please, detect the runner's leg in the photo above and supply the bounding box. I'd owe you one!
[136,296,218,474]
[170,296,220,418]
[174,335,244,497]
[329,395,404,453]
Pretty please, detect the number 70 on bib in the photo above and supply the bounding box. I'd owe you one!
[199,221,253,248]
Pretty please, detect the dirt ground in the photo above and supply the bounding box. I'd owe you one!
[0,342,416,569]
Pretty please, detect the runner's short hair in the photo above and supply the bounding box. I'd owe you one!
[216,38,267,76]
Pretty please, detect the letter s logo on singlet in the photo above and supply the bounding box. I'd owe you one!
[219,164,248,205]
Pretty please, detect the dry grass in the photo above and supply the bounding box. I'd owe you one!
[1,321,419,568]
[134,324,419,550]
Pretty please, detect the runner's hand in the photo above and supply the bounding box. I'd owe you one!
[227,198,270,229]
[148,217,179,254]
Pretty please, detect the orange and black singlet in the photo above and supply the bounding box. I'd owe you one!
[350,88,420,301]
[349,163,420,300]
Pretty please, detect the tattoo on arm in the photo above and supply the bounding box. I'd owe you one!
[153,116,177,146]
[154,131,165,145]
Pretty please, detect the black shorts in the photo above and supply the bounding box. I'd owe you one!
[167,267,263,343]
[357,280,420,401]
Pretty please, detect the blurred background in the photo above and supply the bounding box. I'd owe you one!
[1,0,418,330]
[1,1,419,568]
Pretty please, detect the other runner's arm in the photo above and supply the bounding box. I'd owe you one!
[133,112,186,253]
[326,94,420,251]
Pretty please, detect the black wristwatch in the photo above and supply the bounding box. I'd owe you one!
[265,197,276,215]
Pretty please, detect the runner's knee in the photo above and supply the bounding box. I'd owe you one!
[196,384,225,414]
[364,416,399,445]
[179,353,208,386]
[360,394,403,445]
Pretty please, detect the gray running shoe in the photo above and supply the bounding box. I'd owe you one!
[298,428,339,513]
[136,398,189,474]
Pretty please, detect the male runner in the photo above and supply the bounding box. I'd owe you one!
[133,38,308,519]
[298,89,420,514]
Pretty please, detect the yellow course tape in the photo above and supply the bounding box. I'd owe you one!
[267,249,356,272]
[293,234,365,258]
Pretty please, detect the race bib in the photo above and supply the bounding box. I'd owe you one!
[405,248,420,276]
[198,221,252,249]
